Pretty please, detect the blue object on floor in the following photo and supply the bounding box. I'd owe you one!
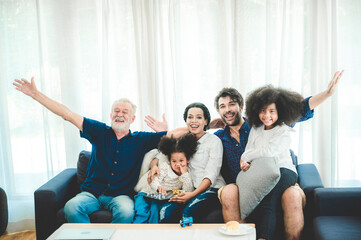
[180,216,193,227]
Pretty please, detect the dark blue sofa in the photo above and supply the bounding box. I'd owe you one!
[34,150,324,240]
[313,187,361,240]
[0,187,8,236]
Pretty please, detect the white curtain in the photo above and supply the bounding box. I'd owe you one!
[0,0,360,232]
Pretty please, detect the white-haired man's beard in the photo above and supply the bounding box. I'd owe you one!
[111,116,131,133]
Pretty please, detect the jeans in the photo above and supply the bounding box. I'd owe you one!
[159,188,220,223]
[133,192,160,223]
[64,191,134,223]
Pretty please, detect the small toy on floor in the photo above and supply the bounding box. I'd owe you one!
[180,217,193,228]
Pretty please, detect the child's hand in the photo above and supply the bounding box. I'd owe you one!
[240,160,251,171]
[179,163,188,174]
[157,186,167,195]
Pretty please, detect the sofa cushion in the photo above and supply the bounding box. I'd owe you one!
[57,207,112,225]
[236,157,280,219]
[134,150,169,192]
[77,151,91,185]
[313,216,361,240]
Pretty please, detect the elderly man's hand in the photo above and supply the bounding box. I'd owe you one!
[144,114,168,132]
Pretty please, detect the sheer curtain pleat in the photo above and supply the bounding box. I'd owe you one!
[0,0,360,232]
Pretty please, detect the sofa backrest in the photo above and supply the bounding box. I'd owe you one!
[76,148,298,185]
[290,149,298,166]
[76,149,168,187]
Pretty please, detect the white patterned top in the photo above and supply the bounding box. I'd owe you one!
[138,162,194,193]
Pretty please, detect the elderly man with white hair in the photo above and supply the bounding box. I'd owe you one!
[13,77,183,223]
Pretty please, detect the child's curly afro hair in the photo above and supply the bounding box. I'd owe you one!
[245,85,305,128]
[157,133,199,161]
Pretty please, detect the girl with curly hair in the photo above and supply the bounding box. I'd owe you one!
[240,85,305,240]
[133,133,198,223]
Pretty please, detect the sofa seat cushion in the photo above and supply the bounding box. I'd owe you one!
[313,216,361,240]
[56,207,112,225]
[198,208,223,223]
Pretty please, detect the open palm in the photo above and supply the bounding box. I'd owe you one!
[13,77,38,98]
[144,114,168,132]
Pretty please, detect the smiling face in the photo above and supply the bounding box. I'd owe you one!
[217,96,242,126]
[186,107,207,139]
[259,103,278,130]
[170,152,189,175]
[110,101,135,133]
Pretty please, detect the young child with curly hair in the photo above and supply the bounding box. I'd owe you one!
[240,85,305,240]
[133,133,198,223]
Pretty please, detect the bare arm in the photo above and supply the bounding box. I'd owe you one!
[308,70,344,110]
[13,77,84,131]
[166,126,189,138]
[169,178,211,204]
[147,157,160,184]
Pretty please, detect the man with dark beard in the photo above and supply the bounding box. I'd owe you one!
[214,70,343,240]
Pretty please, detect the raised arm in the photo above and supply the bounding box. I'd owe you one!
[308,70,344,110]
[144,114,189,138]
[13,77,84,131]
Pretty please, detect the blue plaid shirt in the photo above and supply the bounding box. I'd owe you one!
[214,96,314,183]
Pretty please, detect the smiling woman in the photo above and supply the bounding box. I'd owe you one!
[152,102,225,223]
[184,102,211,138]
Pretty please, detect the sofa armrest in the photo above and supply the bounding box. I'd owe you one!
[0,187,8,236]
[34,168,78,240]
[296,163,324,239]
[314,187,361,217]
[297,163,324,195]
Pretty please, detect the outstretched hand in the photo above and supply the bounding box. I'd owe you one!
[144,113,168,132]
[326,70,344,97]
[308,70,344,110]
[13,77,38,98]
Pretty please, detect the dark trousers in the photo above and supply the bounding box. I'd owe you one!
[159,187,220,223]
[247,168,298,240]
